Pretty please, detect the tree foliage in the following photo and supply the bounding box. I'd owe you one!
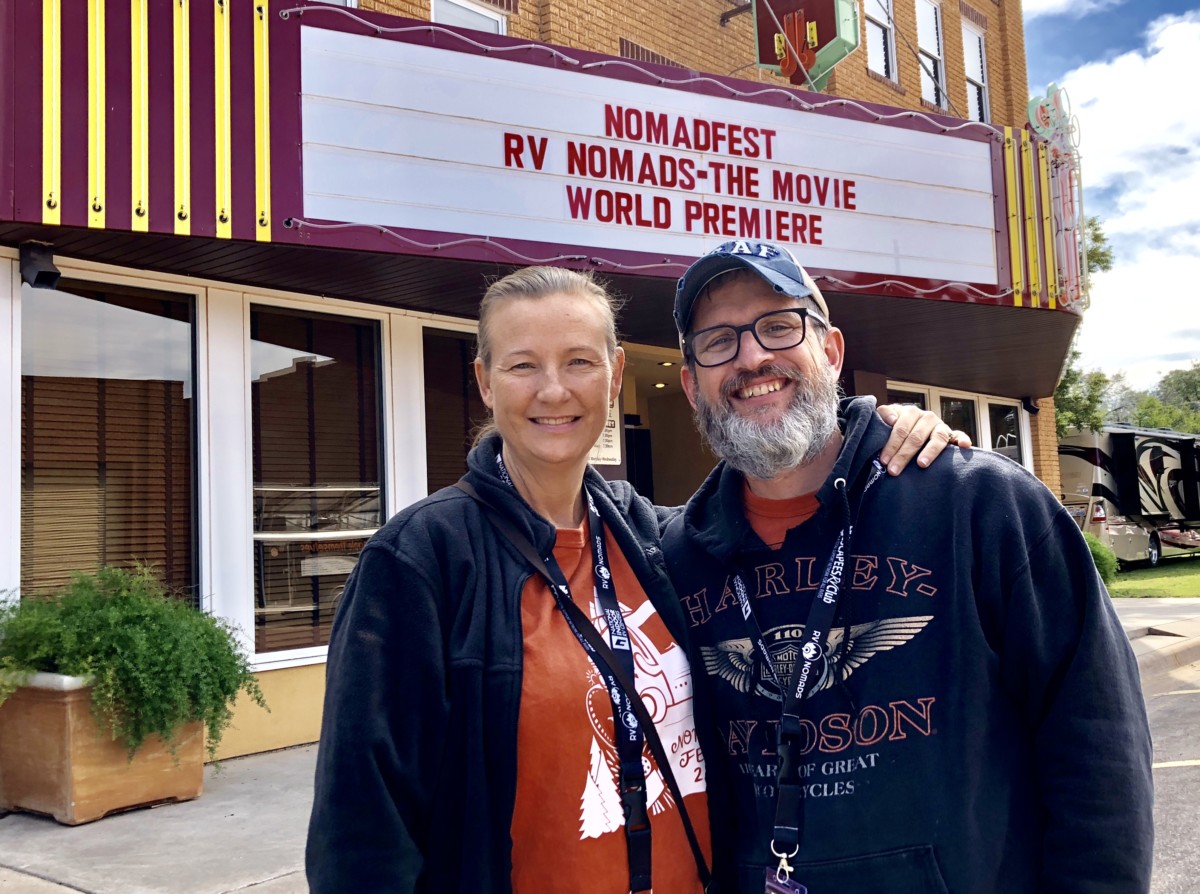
[1084,216,1114,275]
[1054,347,1110,438]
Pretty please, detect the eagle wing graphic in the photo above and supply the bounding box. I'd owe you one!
[700,638,756,693]
[815,615,934,693]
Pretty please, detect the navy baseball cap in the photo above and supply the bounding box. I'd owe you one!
[673,240,829,337]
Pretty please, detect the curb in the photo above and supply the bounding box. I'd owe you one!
[1135,634,1200,680]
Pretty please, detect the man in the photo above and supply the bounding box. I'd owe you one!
[662,240,1153,894]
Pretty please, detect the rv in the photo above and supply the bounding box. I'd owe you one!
[1059,424,1200,566]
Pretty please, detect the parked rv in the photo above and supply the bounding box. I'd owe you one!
[1059,424,1200,566]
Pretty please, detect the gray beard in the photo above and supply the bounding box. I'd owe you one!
[693,362,841,481]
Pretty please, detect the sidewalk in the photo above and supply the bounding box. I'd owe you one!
[3,597,1200,894]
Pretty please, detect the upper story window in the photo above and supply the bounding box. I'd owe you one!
[916,0,946,108]
[864,0,897,81]
[962,21,990,121]
[431,0,506,34]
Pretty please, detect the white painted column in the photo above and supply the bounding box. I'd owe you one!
[387,315,434,516]
[0,261,19,600]
[201,288,255,654]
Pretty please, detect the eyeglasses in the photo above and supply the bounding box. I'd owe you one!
[684,308,827,368]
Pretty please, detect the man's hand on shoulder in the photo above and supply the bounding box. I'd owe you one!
[877,403,973,476]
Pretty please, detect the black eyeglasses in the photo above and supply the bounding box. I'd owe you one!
[684,308,827,368]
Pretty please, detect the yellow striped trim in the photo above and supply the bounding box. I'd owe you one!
[1003,128,1024,306]
[174,0,191,236]
[1021,131,1040,307]
[253,2,271,242]
[130,0,149,231]
[214,0,231,239]
[41,0,61,226]
[1038,144,1057,310]
[87,0,106,228]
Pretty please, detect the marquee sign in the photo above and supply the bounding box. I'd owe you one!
[300,26,999,287]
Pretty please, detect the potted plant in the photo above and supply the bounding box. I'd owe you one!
[0,565,266,824]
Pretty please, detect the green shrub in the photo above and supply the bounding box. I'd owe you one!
[1083,532,1119,585]
[0,566,266,758]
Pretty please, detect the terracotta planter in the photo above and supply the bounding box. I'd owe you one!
[0,673,204,825]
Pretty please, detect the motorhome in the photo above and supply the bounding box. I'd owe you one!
[1059,424,1200,566]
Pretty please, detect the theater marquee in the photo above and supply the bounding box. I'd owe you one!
[300,27,999,286]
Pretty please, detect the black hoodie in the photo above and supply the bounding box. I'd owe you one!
[306,434,690,893]
[662,397,1153,894]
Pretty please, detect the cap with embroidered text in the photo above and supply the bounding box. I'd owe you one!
[673,240,829,337]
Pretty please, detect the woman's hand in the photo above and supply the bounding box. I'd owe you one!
[876,403,973,476]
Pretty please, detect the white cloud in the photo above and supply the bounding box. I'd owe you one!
[1057,12,1200,390]
[1023,0,1125,21]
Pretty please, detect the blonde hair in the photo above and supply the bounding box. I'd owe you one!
[475,267,622,368]
[471,266,623,447]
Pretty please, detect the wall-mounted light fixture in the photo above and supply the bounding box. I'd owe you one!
[19,242,61,290]
[1021,396,1041,415]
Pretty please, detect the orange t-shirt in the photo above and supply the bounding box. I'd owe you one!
[511,520,711,894]
[743,481,820,550]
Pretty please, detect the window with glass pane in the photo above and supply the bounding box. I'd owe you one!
[423,329,490,493]
[988,403,1023,464]
[21,282,196,599]
[250,306,382,653]
[887,389,927,410]
[431,0,504,33]
[939,396,978,445]
[962,23,989,122]
[865,0,894,79]
[917,0,945,107]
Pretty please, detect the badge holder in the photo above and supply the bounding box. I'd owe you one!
[765,841,806,894]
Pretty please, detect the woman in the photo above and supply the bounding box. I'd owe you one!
[305,266,959,894]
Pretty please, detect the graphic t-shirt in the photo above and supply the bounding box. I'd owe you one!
[510,520,711,894]
[683,488,938,885]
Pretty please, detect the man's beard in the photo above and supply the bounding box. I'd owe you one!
[693,362,841,481]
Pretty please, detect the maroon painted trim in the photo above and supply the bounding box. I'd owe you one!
[0,0,15,222]
[276,215,1007,306]
[58,6,87,228]
[146,0,175,233]
[11,0,40,222]
[268,0,305,244]
[105,0,133,233]
[188,0,215,239]
[229,2,256,241]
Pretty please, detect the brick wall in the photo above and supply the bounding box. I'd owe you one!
[362,1,1029,128]
[1029,396,1063,500]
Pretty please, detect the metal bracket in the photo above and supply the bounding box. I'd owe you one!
[720,1,752,26]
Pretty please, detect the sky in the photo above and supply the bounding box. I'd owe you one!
[1022,0,1200,390]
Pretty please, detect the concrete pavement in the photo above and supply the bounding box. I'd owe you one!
[2,597,1200,894]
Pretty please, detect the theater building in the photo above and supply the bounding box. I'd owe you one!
[0,0,1081,756]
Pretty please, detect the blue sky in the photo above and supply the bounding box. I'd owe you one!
[1023,1,1200,390]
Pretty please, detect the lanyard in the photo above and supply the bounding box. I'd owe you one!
[731,459,885,886]
[495,454,653,893]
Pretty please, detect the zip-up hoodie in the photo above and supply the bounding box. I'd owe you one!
[662,397,1153,894]
[306,433,690,894]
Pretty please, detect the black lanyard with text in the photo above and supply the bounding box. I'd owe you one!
[487,456,651,893]
[730,459,885,891]
[454,475,715,892]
